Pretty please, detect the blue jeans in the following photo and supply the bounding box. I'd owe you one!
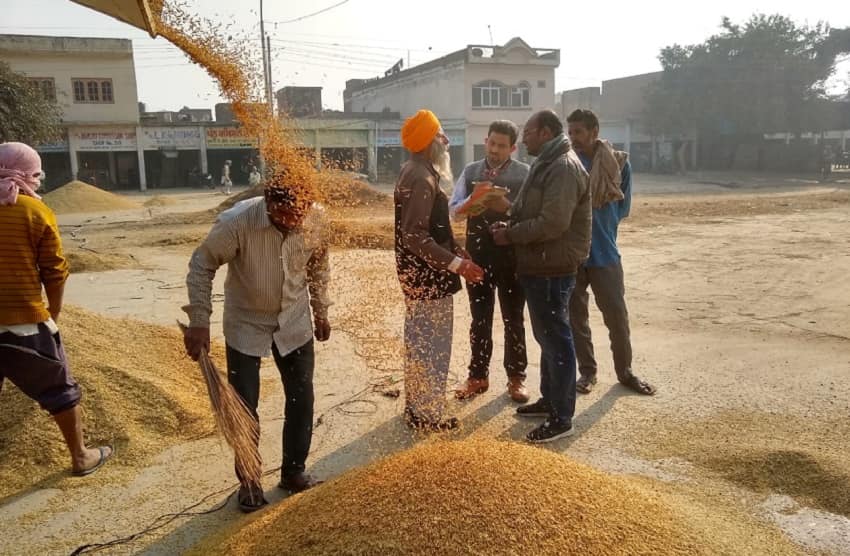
[519,275,577,424]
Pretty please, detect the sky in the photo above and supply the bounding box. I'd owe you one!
[4,0,850,113]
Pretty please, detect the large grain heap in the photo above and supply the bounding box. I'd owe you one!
[0,305,214,500]
[42,180,140,214]
[191,439,721,556]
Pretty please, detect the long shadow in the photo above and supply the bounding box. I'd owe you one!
[131,384,635,554]
[496,383,634,451]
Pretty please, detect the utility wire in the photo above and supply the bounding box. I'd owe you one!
[267,0,351,25]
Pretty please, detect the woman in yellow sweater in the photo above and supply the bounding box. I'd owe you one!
[0,142,112,476]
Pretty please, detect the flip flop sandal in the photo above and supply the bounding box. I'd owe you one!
[576,376,597,394]
[621,375,656,396]
[73,446,113,477]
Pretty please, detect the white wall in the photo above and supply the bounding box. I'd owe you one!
[463,63,555,162]
[347,62,466,120]
[0,36,139,125]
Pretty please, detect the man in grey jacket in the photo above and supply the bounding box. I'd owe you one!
[492,109,591,443]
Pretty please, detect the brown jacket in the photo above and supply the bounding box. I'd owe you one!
[394,154,462,300]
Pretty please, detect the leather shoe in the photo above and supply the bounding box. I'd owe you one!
[454,377,489,400]
[279,472,323,494]
[507,377,530,403]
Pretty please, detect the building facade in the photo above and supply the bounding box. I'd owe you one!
[344,38,560,170]
[0,34,149,189]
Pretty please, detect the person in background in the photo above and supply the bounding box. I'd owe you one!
[221,159,233,195]
[566,109,655,396]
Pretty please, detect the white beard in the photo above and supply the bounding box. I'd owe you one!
[430,140,453,184]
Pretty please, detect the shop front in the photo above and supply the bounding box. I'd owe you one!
[140,126,203,188]
[205,127,259,186]
[69,127,140,190]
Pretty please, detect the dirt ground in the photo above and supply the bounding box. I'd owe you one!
[1,175,849,555]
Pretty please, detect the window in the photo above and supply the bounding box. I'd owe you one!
[473,80,531,109]
[101,81,113,102]
[72,78,114,103]
[73,80,86,102]
[510,82,530,107]
[28,78,56,101]
[86,81,100,102]
[472,80,504,108]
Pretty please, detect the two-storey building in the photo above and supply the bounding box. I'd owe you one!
[0,34,147,189]
[344,37,559,176]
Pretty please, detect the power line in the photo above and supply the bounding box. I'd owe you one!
[267,0,351,25]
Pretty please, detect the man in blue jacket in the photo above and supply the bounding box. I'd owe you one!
[566,109,655,396]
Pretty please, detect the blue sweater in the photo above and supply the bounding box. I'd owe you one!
[577,152,632,268]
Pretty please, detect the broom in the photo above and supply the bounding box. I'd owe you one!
[178,322,262,486]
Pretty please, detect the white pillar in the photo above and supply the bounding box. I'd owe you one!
[136,126,147,191]
[367,122,378,182]
[624,120,632,153]
[314,129,322,170]
[199,125,208,174]
[68,127,79,179]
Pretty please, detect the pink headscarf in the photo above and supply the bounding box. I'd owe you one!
[0,142,44,206]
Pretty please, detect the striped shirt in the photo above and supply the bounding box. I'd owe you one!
[0,196,69,325]
[184,197,331,358]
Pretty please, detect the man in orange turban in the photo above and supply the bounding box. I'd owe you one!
[394,109,484,431]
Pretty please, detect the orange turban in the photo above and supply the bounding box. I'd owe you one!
[401,109,441,153]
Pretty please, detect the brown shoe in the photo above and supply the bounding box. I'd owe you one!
[454,377,489,400]
[507,378,530,403]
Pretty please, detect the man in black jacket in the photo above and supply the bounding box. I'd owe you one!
[492,109,591,443]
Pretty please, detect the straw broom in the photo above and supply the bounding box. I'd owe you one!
[178,322,262,486]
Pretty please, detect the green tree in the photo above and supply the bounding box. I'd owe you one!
[645,15,850,149]
[0,62,62,144]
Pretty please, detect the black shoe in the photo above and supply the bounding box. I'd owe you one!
[526,419,574,443]
[516,398,551,418]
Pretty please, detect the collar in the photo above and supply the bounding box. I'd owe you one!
[411,151,440,181]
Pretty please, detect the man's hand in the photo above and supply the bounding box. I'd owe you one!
[454,246,471,260]
[48,306,61,323]
[183,326,210,361]
[314,317,332,342]
[490,222,511,246]
[483,195,511,214]
[457,259,485,284]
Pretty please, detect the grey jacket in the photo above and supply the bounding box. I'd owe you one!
[506,138,591,277]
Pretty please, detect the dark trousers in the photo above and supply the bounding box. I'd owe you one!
[226,340,314,481]
[519,275,577,424]
[569,262,632,380]
[466,267,527,380]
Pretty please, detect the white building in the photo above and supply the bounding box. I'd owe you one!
[344,37,559,172]
[0,34,150,189]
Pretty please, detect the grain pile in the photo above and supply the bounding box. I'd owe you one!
[42,180,140,214]
[143,195,178,208]
[0,305,215,500]
[65,249,140,273]
[191,439,722,556]
[640,409,850,517]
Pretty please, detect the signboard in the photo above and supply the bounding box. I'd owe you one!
[72,128,137,151]
[376,129,464,147]
[35,139,69,153]
[205,127,258,149]
[140,127,202,150]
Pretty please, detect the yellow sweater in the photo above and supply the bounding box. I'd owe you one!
[0,195,69,325]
